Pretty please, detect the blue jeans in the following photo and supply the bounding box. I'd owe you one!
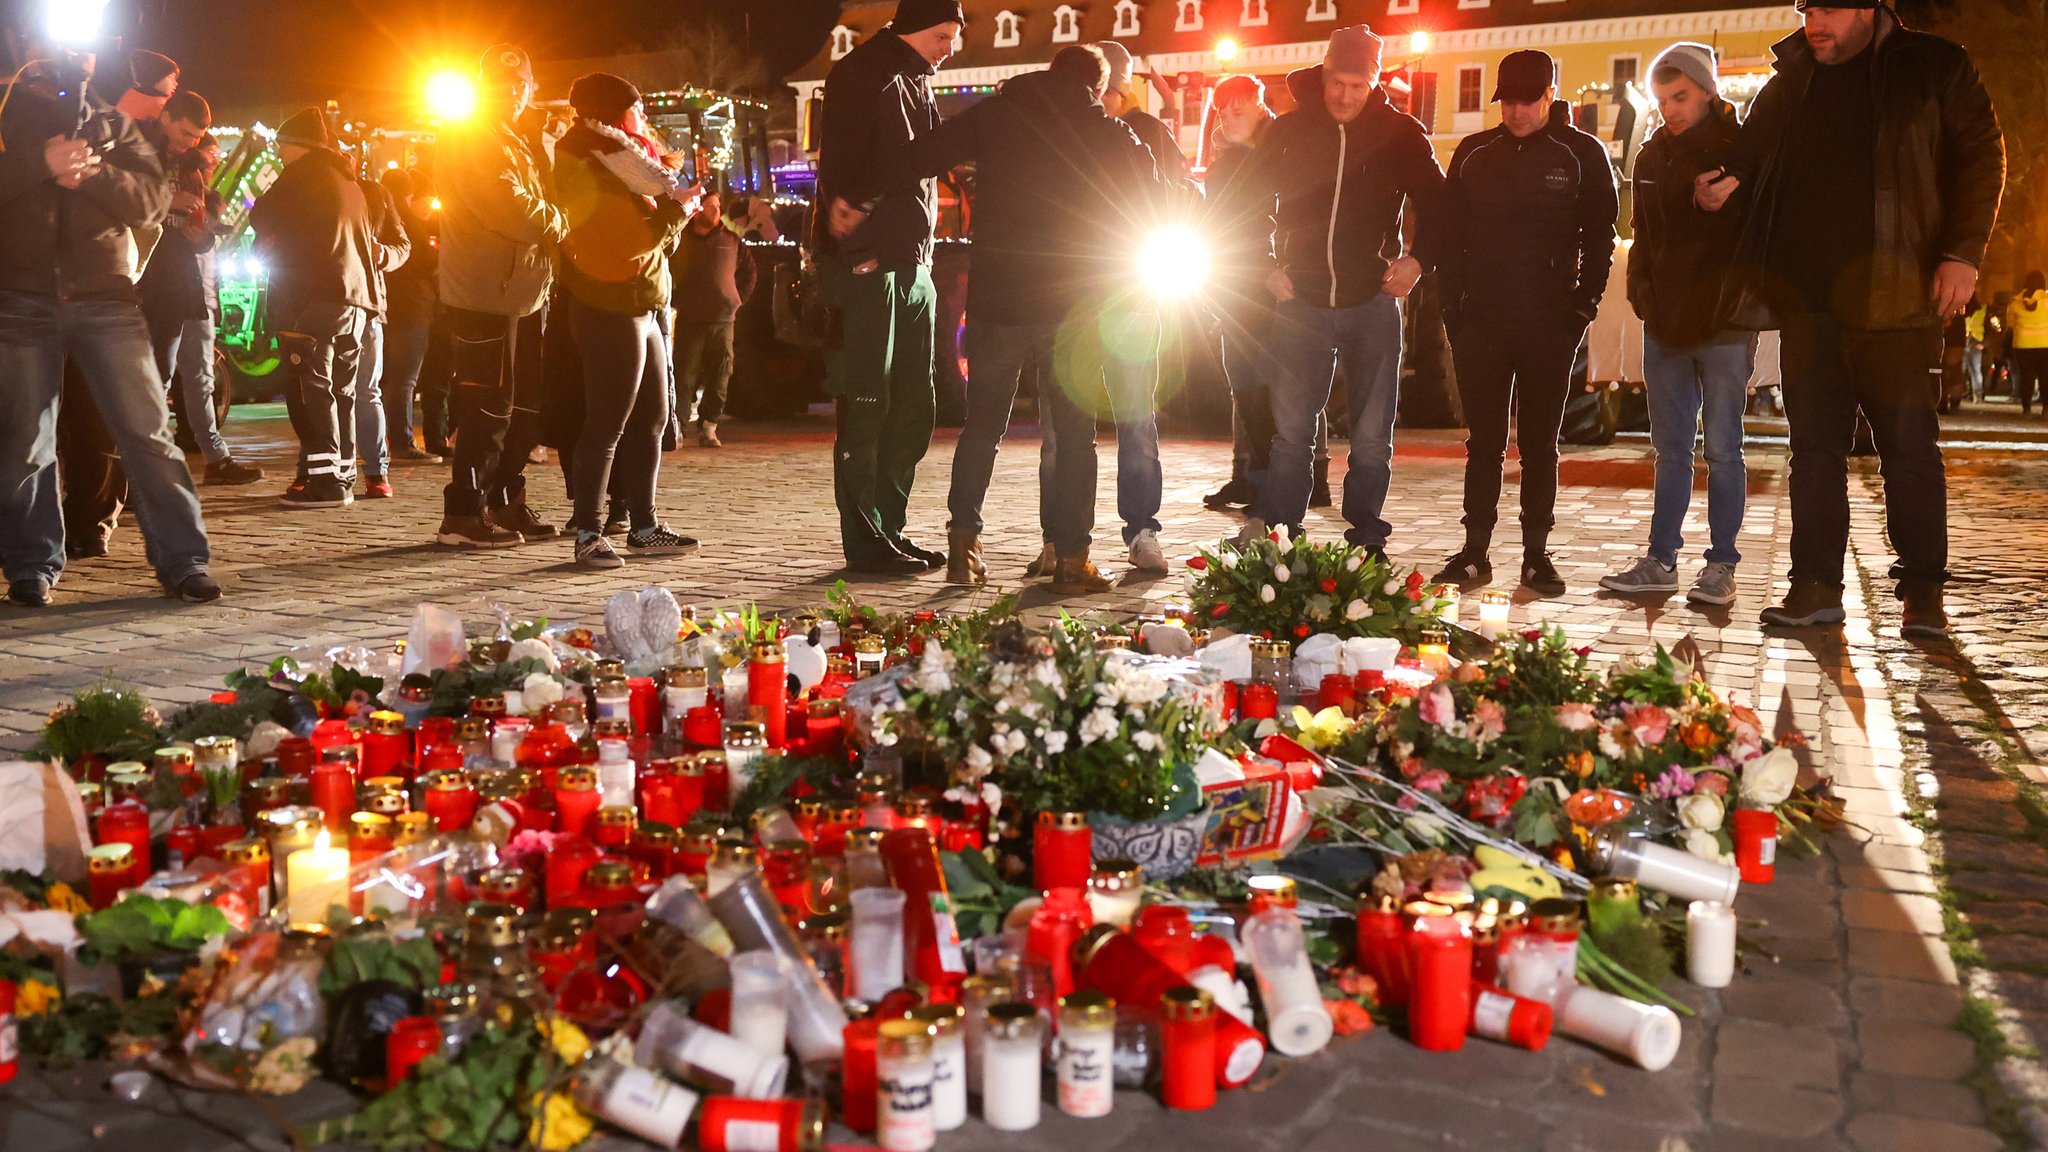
[147,310,228,463]
[1963,342,1984,402]
[1643,330,1754,567]
[951,319,1105,557]
[1257,293,1403,546]
[354,317,387,477]
[382,320,430,449]
[0,293,211,589]
[1031,305,1163,546]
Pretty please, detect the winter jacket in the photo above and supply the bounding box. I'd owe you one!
[906,67,1161,326]
[553,121,689,315]
[0,65,171,301]
[1429,101,1619,325]
[1719,5,2004,331]
[358,177,413,323]
[671,224,758,325]
[384,203,438,326]
[1627,100,1745,349]
[249,147,382,321]
[1248,68,1444,310]
[2009,291,2048,350]
[1123,107,1188,189]
[139,173,226,323]
[436,117,567,318]
[816,29,942,268]
[1202,125,1275,294]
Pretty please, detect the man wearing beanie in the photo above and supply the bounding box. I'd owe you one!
[816,0,963,575]
[1094,41,1188,187]
[1234,25,1444,558]
[434,43,569,548]
[249,106,385,509]
[1427,48,1618,597]
[1600,42,1753,607]
[1701,2,2001,636]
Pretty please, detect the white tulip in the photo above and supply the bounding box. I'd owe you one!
[1344,599,1368,621]
[1273,563,1292,582]
[1260,584,1276,604]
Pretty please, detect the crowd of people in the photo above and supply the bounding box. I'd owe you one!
[0,0,2008,642]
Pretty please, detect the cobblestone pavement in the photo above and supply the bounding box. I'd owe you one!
[1,404,2037,1151]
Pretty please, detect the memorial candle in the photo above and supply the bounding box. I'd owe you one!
[286,829,350,924]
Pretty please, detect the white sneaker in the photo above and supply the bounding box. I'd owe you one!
[1599,555,1678,594]
[1128,529,1168,573]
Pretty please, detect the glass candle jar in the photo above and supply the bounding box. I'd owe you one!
[877,1018,937,1152]
[723,722,768,794]
[1686,900,1736,989]
[850,887,908,1002]
[362,710,409,778]
[980,1003,1043,1132]
[798,911,849,996]
[595,805,637,852]
[909,1003,966,1131]
[1033,811,1091,892]
[1242,907,1333,1056]
[647,875,736,956]
[310,757,356,834]
[595,738,635,805]
[748,642,789,748]
[708,839,761,898]
[554,766,602,838]
[1056,990,1115,1118]
[728,949,791,1057]
[663,665,710,732]
[696,1097,826,1152]
[1469,983,1553,1050]
[1476,590,1512,639]
[762,838,812,915]
[592,676,632,725]
[1087,859,1144,929]
[960,972,1013,1096]
[1406,913,1473,1052]
[1161,985,1217,1110]
[1528,897,1584,1001]
[87,843,133,908]
[635,1000,791,1098]
[706,872,851,1066]
[572,1060,700,1149]
[220,836,273,916]
[841,1018,881,1134]
[854,636,887,679]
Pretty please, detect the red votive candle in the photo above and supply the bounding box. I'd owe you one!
[1033,811,1092,892]
[1241,682,1279,720]
[1731,807,1778,884]
[1161,986,1218,1111]
[554,766,602,838]
[841,1018,881,1134]
[747,643,788,748]
[1407,914,1473,1052]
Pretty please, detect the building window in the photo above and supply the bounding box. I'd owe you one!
[995,9,1022,47]
[1307,0,1337,20]
[1053,3,1082,41]
[830,24,855,59]
[1176,0,1203,31]
[1457,0,1488,9]
[1241,0,1268,26]
[1386,0,1417,13]
[1114,0,1140,36]
[1611,54,1640,91]
[1456,64,1483,113]
[1410,71,1438,130]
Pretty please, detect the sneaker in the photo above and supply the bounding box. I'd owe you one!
[424,441,453,458]
[1128,529,1168,574]
[203,457,265,485]
[1230,517,1272,550]
[437,514,520,548]
[698,421,723,448]
[498,502,559,541]
[576,531,624,569]
[1687,562,1738,607]
[280,478,352,508]
[604,499,628,537]
[1600,555,1678,595]
[1521,552,1567,597]
[1051,553,1116,595]
[1202,478,1257,510]
[394,445,442,464]
[851,550,928,577]
[363,477,395,499]
[627,524,700,555]
[892,536,946,570]
[1023,542,1057,579]
[1430,550,1493,590]
[7,578,50,607]
[1760,580,1846,627]
[169,572,222,603]
[1900,583,1950,639]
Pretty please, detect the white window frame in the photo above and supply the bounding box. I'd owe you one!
[1454,63,1485,132]
[1114,0,1141,37]
[1609,52,1642,92]
[1457,0,1489,9]
[1386,0,1418,14]
[1176,0,1204,32]
[994,9,1023,47]
[1241,0,1269,26]
[1307,0,1337,20]
[830,25,856,59]
[1053,3,1082,42]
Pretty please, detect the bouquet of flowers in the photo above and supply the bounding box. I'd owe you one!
[1186,532,1457,644]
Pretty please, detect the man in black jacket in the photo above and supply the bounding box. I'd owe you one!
[1241,27,1444,555]
[0,54,218,606]
[817,0,963,576]
[1599,43,1753,607]
[1699,1,2002,637]
[903,45,1162,593]
[1427,49,1619,597]
[250,107,383,510]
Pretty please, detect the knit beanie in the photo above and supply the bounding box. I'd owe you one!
[274,106,333,151]
[128,50,179,97]
[569,72,641,124]
[1323,26,1384,79]
[891,0,966,35]
[1096,41,1135,96]
[1650,42,1719,97]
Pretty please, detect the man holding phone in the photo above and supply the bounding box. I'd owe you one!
[1698,0,2002,637]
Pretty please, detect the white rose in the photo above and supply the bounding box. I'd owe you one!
[1739,747,1799,807]
[1677,793,1725,833]
[1133,730,1162,752]
[1683,828,1724,862]
[506,637,561,672]
[521,673,565,712]
[1260,584,1276,604]
[1273,563,1292,583]
[1344,599,1367,621]
[965,744,994,773]
[1044,730,1069,755]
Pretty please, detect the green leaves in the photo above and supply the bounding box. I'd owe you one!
[941,849,1034,941]
[75,894,233,965]
[319,932,444,998]
[309,1024,555,1150]
[28,682,160,763]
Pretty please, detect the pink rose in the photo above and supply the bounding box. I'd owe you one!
[1626,704,1670,747]
[1414,768,1451,794]
[1555,702,1598,732]
[1399,757,1427,781]
[1467,698,1506,746]
[1418,683,1458,731]
[1695,772,1730,796]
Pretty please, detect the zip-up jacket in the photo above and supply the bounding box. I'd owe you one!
[0,66,171,301]
[436,116,566,318]
[1628,99,1745,348]
[1249,67,1443,309]
[358,177,412,323]
[1718,5,2003,331]
[249,147,382,321]
[1202,124,1275,295]
[2009,290,2048,350]
[1429,101,1618,325]
[554,122,689,315]
[816,29,942,268]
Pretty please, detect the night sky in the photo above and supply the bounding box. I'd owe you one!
[2,0,842,122]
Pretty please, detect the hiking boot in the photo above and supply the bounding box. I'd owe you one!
[627,524,700,555]
[576,532,624,569]
[1760,580,1846,627]
[169,572,223,603]
[437,514,520,548]
[1600,555,1678,595]
[850,550,928,577]
[1051,550,1115,595]
[204,457,264,485]
[698,421,722,448]
[7,578,50,607]
[1900,582,1950,639]
[1128,529,1168,574]
[1024,541,1057,579]
[892,536,946,570]
[394,444,442,464]
[498,501,559,541]
[946,529,987,586]
[1203,477,1257,510]
[1688,561,1739,607]
[1521,552,1567,597]
[362,476,395,500]
[280,478,352,509]
[1430,549,1493,591]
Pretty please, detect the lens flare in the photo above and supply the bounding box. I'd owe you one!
[424,69,479,122]
[1136,226,1212,301]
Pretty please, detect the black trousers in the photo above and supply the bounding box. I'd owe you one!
[1780,313,1946,589]
[1448,313,1584,555]
[2014,346,2048,412]
[443,304,547,516]
[566,301,668,535]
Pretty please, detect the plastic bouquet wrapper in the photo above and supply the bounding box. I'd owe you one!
[1101,649,1230,728]
[338,835,501,925]
[179,928,326,1094]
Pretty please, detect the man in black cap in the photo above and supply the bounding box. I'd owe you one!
[435,43,569,547]
[1698,1,2002,637]
[1425,48,1618,597]
[249,107,385,509]
[816,0,963,576]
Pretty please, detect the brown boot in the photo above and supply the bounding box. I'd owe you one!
[946,529,987,586]
[1051,549,1114,595]
[1023,541,1057,579]
[497,501,559,541]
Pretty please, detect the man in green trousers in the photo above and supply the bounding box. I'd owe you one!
[816,0,965,575]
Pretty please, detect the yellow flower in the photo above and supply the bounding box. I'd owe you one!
[42,883,91,916]
[15,977,58,1018]
[540,1017,591,1065]
[1288,705,1355,751]
[529,1090,594,1150]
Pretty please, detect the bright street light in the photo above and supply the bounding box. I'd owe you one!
[46,0,112,45]
[1137,225,1212,301]
[1409,30,1430,56]
[1215,37,1239,65]
[424,69,479,122]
